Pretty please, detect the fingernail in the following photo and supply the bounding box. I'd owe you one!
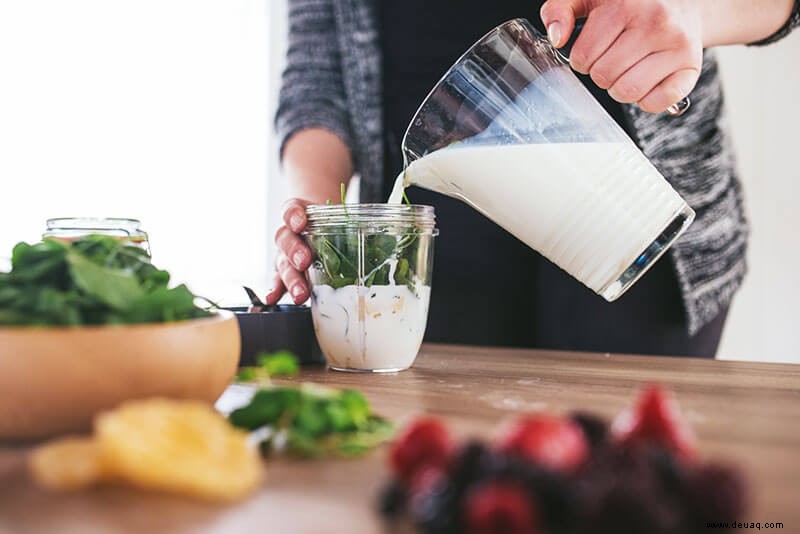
[291,285,305,298]
[293,250,306,268]
[547,22,562,47]
[290,214,303,231]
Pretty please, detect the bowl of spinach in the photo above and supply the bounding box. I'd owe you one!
[0,235,240,440]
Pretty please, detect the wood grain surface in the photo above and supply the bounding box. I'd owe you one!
[1,343,798,533]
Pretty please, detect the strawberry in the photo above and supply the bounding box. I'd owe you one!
[496,415,589,473]
[389,417,453,484]
[464,481,539,534]
[611,384,697,461]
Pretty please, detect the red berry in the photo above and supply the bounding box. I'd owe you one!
[389,417,452,484]
[408,465,446,499]
[496,415,589,473]
[464,481,539,534]
[612,385,697,461]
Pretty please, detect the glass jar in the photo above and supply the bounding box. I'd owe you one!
[43,218,151,256]
[303,204,438,372]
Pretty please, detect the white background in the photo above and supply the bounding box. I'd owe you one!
[0,1,797,361]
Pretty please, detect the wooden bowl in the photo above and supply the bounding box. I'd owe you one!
[0,311,240,441]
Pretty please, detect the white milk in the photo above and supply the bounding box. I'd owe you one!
[311,283,431,371]
[388,142,686,294]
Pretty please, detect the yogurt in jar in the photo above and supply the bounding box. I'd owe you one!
[310,281,431,372]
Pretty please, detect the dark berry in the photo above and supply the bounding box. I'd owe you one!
[577,443,689,534]
[684,462,749,525]
[448,440,490,493]
[390,417,453,484]
[516,464,576,531]
[648,445,688,494]
[378,479,407,519]
[570,412,608,448]
[410,477,460,534]
[463,481,539,534]
[583,479,672,534]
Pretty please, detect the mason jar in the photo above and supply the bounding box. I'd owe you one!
[43,218,151,256]
[302,204,438,372]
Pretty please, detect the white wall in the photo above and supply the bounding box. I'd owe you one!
[0,0,270,306]
[715,33,800,363]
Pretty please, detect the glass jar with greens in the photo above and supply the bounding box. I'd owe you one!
[303,204,438,372]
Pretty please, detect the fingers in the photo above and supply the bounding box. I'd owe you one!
[588,30,651,89]
[542,0,703,116]
[275,252,310,304]
[275,225,311,271]
[281,198,311,233]
[540,0,590,47]
[264,273,285,305]
[638,68,698,114]
[568,5,627,74]
[608,50,698,109]
[265,197,313,306]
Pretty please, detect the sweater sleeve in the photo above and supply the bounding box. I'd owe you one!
[274,0,355,159]
[749,0,800,46]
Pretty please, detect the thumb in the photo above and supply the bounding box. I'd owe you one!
[539,0,589,48]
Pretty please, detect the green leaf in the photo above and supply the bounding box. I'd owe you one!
[235,368,257,382]
[256,350,300,377]
[10,240,67,283]
[294,398,329,437]
[339,389,370,428]
[229,388,302,430]
[124,284,202,323]
[66,251,144,311]
[286,428,324,458]
[394,258,410,285]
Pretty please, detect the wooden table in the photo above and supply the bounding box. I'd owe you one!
[1,344,798,533]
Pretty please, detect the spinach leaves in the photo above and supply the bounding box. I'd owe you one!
[231,352,394,458]
[306,184,422,291]
[307,233,418,290]
[230,384,394,458]
[0,235,212,326]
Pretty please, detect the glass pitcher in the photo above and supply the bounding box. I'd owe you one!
[397,18,694,301]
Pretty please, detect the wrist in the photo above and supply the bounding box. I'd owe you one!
[699,0,797,47]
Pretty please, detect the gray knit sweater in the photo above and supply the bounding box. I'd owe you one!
[276,0,800,334]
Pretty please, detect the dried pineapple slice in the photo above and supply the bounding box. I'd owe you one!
[95,398,262,501]
[29,437,105,491]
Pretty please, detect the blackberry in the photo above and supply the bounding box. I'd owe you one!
[570,412,608,449]
[684,462,749,528]
[583,479,674,534]
[516,463,575,531]
[577,443,688,534]
[378,479,407,519]
[648,445,688,494]
[410,479,460,534]
[448,440,490,493]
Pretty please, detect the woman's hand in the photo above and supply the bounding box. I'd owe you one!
[540,0,703,114]
[268,127,354,305]
[265,198,313,305]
